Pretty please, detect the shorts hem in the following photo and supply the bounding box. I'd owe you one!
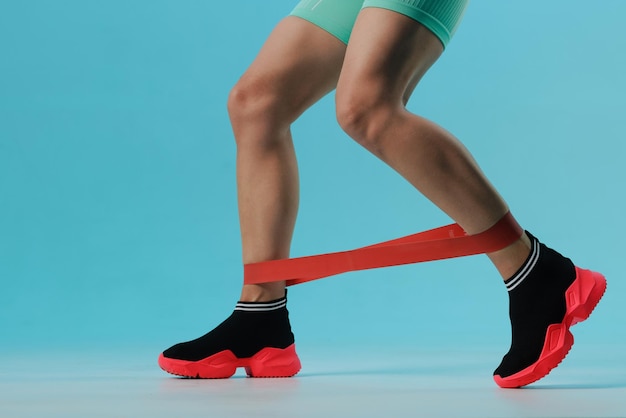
[290,9,352,44]
[362,0,452,48]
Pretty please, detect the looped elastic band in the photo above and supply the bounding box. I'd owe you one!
[244,212,523,286]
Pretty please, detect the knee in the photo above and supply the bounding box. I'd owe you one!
[336,89,396,153]
[227,76,280,128]
[227,75,293,149]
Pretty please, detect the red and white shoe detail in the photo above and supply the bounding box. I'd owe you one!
[158,343,302,379]
[494,268,606,388]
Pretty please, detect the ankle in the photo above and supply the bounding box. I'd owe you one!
[488,232,532,280]
[240,282,286,302]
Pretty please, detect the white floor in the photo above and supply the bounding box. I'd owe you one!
[1,345,625,418]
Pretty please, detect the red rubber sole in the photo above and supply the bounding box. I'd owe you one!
[494,267,606,388]
[158,343,302,379]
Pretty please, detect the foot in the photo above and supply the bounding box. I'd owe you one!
[493,233,606,388]
[158,295,301,378]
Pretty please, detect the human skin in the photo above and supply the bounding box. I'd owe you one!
[227,9,530,302]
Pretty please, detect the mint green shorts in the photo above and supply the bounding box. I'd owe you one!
[290,0,469,48]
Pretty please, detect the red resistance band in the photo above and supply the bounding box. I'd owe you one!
[244,212,523,286]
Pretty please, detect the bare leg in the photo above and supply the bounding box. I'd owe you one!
[227,17,346,300]
[160,9,605,386]
[330,8,610,389]
[336,9,530,279]
[159,18,347,379]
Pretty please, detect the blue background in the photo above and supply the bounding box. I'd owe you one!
[1,0,624,357]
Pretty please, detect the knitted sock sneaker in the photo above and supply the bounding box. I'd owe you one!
[493,232,606,388]
[158,295,301,378]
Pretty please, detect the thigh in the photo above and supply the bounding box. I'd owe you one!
[238,15,347,121]
[337,1,467,105]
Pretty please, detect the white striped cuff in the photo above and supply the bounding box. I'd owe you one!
[235,298,287,312]
[505,236,540,292]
